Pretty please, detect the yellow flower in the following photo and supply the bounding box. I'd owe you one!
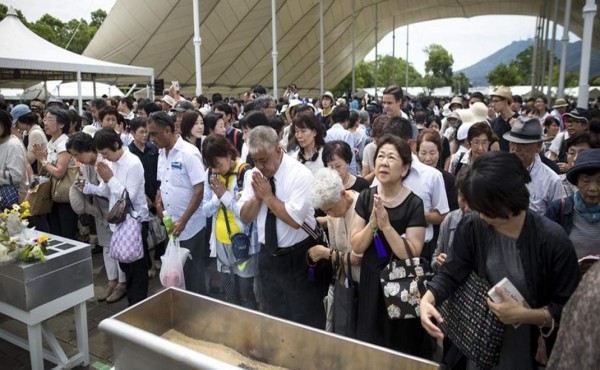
[38,235,49,243]
[20,201,30,209]
[20,210,30,219]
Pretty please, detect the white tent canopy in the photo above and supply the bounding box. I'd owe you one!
[0,8,154,90]
[21,81,125,101]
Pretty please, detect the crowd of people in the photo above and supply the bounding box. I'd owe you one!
[0,83,599,368]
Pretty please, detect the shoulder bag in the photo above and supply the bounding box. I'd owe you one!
[51,167,78,203]
[25,178,53,216]
[380,237,435,319]
[333,252,359,337]
[110,213,144,263]
[107,189,131,224]
[0,174,19,211]
[221,204,251,261]
[437,212,504,370]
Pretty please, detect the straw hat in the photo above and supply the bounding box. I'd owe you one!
[490,86,513,103]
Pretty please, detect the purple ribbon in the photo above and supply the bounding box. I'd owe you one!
[308,266,315,282]
[374,233,387,258]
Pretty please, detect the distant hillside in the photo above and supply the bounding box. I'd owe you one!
[457,39,600,86]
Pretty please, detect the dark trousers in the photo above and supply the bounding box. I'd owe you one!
[181,227,209,295]
[118,221,150,306]
[258,238,331,329]
[48,202,78,239]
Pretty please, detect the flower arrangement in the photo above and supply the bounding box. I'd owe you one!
[0,201,49,263]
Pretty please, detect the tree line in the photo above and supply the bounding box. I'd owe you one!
[333,43,470,98]
[0,4,106,55]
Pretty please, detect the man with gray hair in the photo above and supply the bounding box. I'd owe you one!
[238,126,330,329]
[253,95,277,117]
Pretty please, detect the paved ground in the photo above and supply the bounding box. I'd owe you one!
[0,249,440,369]
[0,249,224,370]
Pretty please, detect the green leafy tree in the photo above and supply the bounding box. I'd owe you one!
[333,56,422,97]
[487,63,523,86]
[452,72,471,95]
[0,5,106,55]
[423,44,454,89]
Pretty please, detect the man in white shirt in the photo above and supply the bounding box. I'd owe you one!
[147,112,208,294]
[325,105,358,175]
[239,126,330,329]
[504,116,564,215]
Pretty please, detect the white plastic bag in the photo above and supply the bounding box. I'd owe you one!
[159,237,186,289]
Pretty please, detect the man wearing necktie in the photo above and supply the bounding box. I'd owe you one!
[239,126,331,329]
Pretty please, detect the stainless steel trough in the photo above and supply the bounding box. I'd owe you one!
[100,288,439,370]
[0,233,92,311]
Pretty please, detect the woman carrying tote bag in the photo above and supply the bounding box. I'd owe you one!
[82,128,150,306]
[420,152,580,369]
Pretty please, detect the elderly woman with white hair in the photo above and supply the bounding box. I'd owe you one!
[308,168,362,276]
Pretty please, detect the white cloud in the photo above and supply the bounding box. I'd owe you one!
[364,15,580,75]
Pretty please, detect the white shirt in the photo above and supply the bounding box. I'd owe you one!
[325,123,358,175]
[527,154,564,215]
[286,147,325,174]
[404,155,449,242]
[371,155,449,242]
[83,149,149,231]
[449,148,471,175]
[548,131,569,157]
[237,154,315,247]
[157,136,206,240]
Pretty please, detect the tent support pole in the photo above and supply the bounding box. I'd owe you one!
[193,0,202,96]
[558,0,572,99]
[271,0,278,99]
[319,0,324,97]
[577,0,596,107]
[151,75,155,100]
[351,0,356,95]
[77,71,83,115]
[374,4,378,101]
[92,76,97,99]
[547,0,559,101]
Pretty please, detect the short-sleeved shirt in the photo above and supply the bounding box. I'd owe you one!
[326,123,358,175]
[157,136,206,240]
[237,153,315,247]
[527,154,564,215]
[403,155,450,242]
[355,187,426,270]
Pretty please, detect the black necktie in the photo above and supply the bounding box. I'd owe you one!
[265,177,278,254]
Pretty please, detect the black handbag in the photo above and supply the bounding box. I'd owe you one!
[437,212,504,370]
[333,252,359,337]
[221,204,251,261]
[379,237,435,319]
[107,189,131,224]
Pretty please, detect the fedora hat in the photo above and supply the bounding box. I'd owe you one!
[552,98,569,109]
[490,86,513,103]
[503,116,544,144]
[566,148,600,185]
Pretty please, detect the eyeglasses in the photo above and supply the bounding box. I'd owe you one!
[470,140,489,148]
[491,98,504,104]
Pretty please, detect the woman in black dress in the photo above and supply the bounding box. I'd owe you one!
[323,140,369,193]
[350,134,431,357]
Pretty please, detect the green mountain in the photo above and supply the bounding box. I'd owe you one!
[457,39,600,86]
